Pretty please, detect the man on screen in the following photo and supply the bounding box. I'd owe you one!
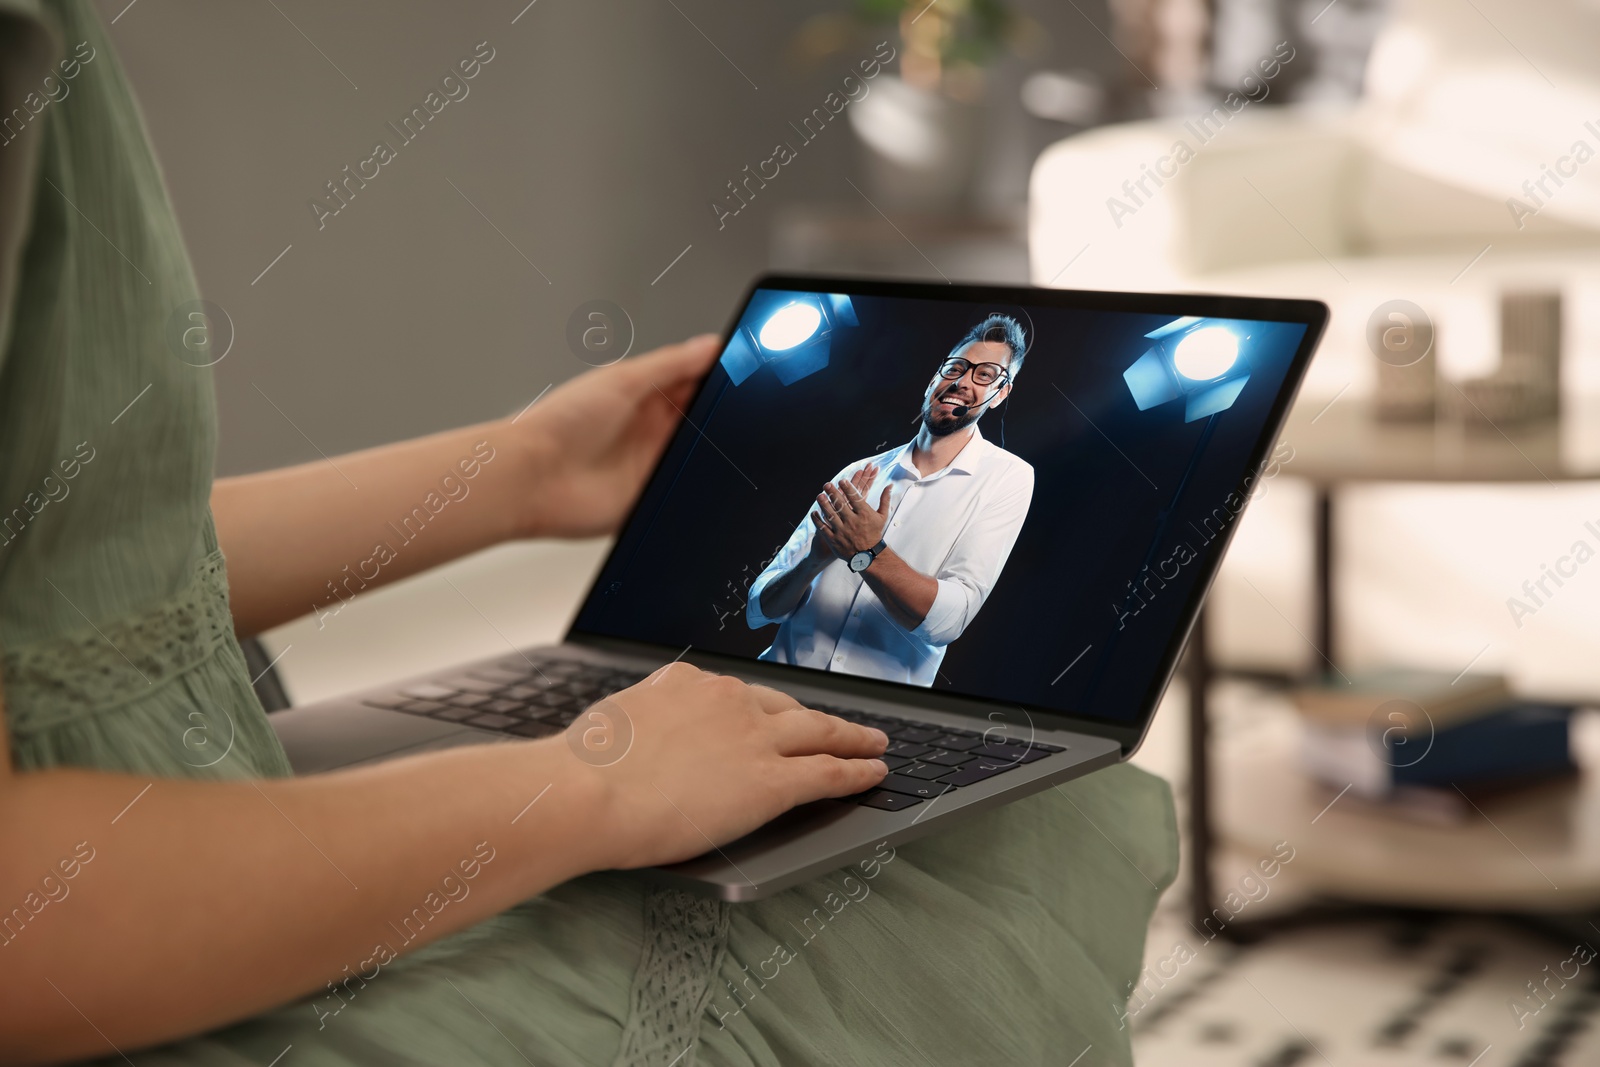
[747,313,1036,686]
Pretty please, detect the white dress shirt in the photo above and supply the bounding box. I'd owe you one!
[747,425,1034,686]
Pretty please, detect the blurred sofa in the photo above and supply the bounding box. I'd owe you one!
[1026,0,1600,692]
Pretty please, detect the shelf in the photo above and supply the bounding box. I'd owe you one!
[1213,697,1600,911]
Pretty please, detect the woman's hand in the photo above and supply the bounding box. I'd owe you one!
[510,334,721,539]
[572,663,889,871]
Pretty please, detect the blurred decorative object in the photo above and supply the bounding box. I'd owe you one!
[1445,289,1563,430]
[1290,667,1509,728]
[1499,289,1562,420]
[1367,299,1438,423]
[1019,69,1105,127]
[803,0,1038,214]
[1373,351,1437,422]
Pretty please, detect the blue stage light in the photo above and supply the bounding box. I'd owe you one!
[759,302,823,351]
[720,291,858,387]
[1173,327,1238,380]
[1123,318,1251,422]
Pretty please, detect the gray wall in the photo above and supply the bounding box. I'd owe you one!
[99,0,1116,475]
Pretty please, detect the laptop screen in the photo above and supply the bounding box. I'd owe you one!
[572,280,1316,727]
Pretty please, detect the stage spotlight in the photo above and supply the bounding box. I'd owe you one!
[1173,327,1238,380]
[720,291,858,387]
[759,302,823,351]
[1123,317,1252,422]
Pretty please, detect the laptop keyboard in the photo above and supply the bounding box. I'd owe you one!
[362,658,1066,811]
[361,657,649,740]
[811,703,1067,811]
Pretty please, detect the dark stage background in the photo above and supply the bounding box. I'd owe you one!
[574,290,1307,725]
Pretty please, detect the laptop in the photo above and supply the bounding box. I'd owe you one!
[271,274,1327,901]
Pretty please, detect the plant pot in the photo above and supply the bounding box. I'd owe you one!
[848,73,984,215]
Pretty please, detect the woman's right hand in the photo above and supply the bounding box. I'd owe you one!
[570,663,889,871]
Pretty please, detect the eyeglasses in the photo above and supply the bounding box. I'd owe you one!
[938,356,1010,388]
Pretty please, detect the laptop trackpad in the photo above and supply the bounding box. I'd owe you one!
[272,703,468,774]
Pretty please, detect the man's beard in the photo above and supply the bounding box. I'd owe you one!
[920,385,984,437]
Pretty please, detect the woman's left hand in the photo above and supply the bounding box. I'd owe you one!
[509,334,721,539]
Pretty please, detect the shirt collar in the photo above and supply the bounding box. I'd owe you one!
[888,424,990,482]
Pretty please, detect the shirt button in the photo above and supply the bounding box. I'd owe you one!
[852,609,861,617]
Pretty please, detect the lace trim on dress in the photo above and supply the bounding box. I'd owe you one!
[612,886,733,1067]
[2,549,237,733]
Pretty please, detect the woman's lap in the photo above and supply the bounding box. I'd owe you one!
[126,764,1176,1067]
[700,762,1178,1067]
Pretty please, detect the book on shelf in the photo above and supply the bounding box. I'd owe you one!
[1291,668,1511,729]
[1300,701,1576,801]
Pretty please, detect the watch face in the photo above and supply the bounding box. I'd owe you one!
[849,550,871,572]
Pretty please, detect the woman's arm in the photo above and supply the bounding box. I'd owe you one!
[214,335,721,637]
[0,665,889,1063]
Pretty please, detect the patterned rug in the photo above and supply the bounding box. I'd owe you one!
[1130,908,1600,1066]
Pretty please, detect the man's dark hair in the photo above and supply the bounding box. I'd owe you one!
[950,313,1027,382]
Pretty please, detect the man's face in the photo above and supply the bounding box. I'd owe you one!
[921,340,1015,437]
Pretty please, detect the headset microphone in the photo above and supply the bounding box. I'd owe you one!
[947,392,1001,420]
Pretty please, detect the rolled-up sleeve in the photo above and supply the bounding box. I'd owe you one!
[908,462,1035,647]
[746,514,817,628]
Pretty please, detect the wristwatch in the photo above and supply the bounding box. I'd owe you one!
[849,538,887,574]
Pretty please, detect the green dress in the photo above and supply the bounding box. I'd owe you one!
[0,3,1179,1064]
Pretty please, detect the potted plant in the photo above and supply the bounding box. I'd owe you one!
[799,0,1032,214]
